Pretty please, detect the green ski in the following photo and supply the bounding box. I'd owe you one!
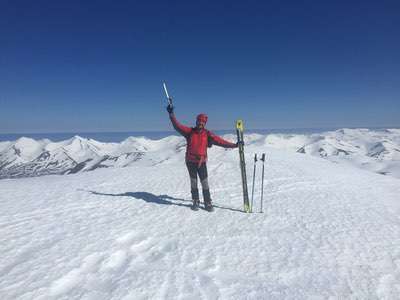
[236,120,250,213]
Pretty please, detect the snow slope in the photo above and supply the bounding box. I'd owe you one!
[1,141,400,299]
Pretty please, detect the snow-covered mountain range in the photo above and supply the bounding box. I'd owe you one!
[264,128,400,179]
[0,135,185,179]
[1,128,400,180]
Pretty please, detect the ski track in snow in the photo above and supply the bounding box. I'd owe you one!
[1,147,400,299]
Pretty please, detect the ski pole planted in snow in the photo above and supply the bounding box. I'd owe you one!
[251,153,257,213]
[260,153,266,213]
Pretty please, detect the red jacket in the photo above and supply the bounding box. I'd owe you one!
[169,113,237,164]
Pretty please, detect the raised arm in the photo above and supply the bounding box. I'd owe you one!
[169,113,192,137]
[208,131,238,148]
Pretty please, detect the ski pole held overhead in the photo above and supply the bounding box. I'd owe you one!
[163,82,173,106]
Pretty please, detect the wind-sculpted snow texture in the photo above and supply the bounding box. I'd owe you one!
[1,130,400,299]
[1,128,400,179]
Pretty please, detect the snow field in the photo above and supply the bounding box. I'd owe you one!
[1,146,400,299]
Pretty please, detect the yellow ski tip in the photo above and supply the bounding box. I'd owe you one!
[236,119,244,130]
[244,204,250,213]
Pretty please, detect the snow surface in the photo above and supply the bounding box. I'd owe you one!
[1,135,400,299]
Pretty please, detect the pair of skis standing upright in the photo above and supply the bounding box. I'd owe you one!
[163,83,265,213]
[236,121,266,213]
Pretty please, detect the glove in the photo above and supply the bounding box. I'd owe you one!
[236,141,244,147]
[166,103,174,114]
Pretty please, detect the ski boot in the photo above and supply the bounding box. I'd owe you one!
[204,201,214,212]
[203,189,214,212]
[191,189,200,211]
[191,199,200,211]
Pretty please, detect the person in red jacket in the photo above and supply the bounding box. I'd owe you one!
[167,103,238,211]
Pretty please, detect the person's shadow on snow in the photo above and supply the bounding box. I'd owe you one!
[87,190,192,208]
[85,190,243,212]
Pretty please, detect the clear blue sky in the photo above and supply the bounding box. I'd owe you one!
[1,0,399,133]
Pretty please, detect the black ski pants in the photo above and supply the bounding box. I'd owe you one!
[186,161,211,203]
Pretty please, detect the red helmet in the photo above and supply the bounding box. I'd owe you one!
[196,113,208,125]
